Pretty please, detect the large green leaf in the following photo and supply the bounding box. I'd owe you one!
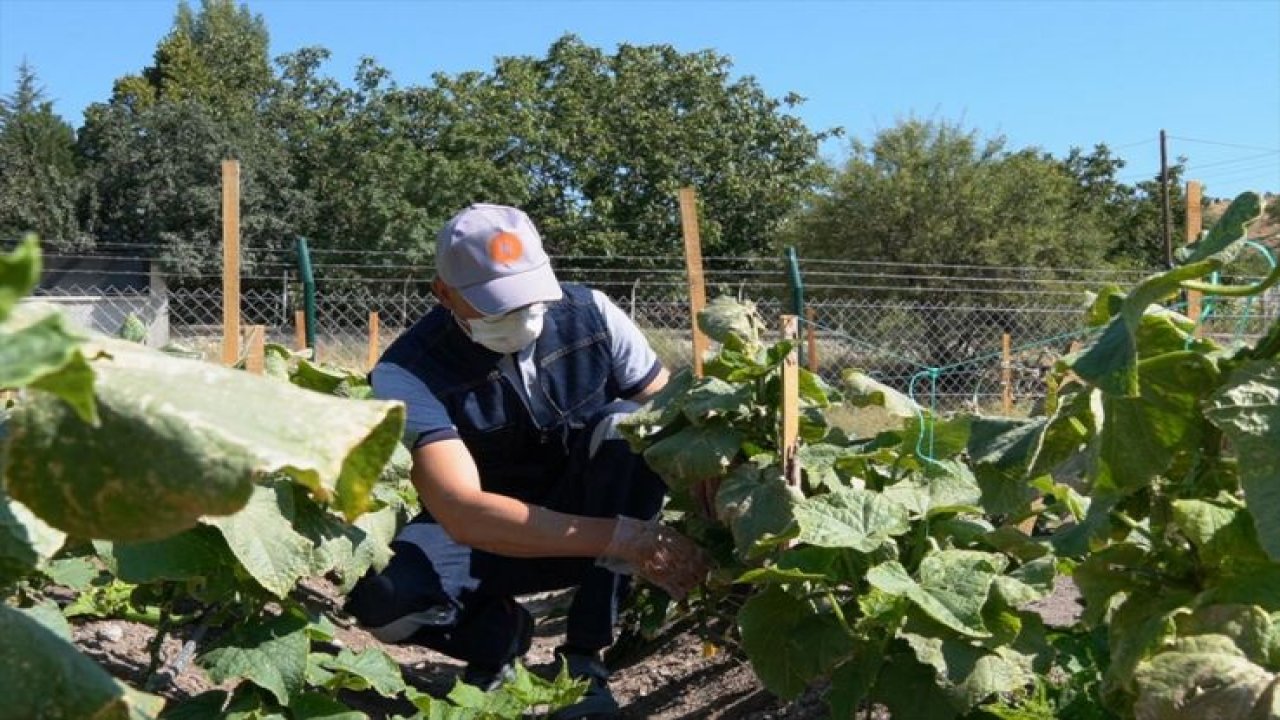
[738,586,854,699]
[1104,590,1195,704]
[1025,386,1095,480]
[643,422,742,491]
[1176,604,1274,666]
[968,416,1045,468]
[290,358,358,395]
[0,485,65,586]
[200,611,309,707]
[1133,634,1277,720]
[967,416,1047,517]
[1072,542,1151,627]
[5,335,404,541]
[291,487,366,578]
[0,235,40,321]
[795,442,853,492]
[1171,498,1268,569]
[991,557,1056,607]
[111,526,232,584]
[205,484,316,598]
[1094,351,1219,498]
[316,647,407,697]
[681,376,753,425]
[793,487,910,552]
[20,599,74,640]
[715,462,800,557]
[826,643,882,720]
[867,550,1006,638]
[903,414,973,462]
[869,650,963,720]
[1074,269,1223,397]
[1205,361,1280,559]
[0,307,97,423]
[288,692,365,720]
[883,459,983,518]
[697,296,764,349]
[341,503,399,588]
[618,368,694,450]
[1202,562,1280,611]
[1178,191,1264,265]
[290,485,397,588]
[0,604,164,719]
[1075,195,1266,398]
[901,631,1033,710]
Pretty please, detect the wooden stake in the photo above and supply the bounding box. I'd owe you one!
[805,307,819,373]
[780,314,800,488]
[1001,332,1013,414]
[678,188,709,377]
[245,325,265,374]
[221,159,241,365]
[367,311,381,371]
[1185,180,1203,332]
[295,310,307,351]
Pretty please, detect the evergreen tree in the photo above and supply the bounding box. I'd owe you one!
[0,61,84,248]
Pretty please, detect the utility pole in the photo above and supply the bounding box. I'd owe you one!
[1160,129,1173,269]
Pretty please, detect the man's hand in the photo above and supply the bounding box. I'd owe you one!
[599,516,709,599]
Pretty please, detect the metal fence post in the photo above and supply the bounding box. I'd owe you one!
[295,237,317,355]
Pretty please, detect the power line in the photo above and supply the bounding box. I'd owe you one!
[1111,138,1159,150]
[1185,151,1280,171]
[1168,135,1280,153]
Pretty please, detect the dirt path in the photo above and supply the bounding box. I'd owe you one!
[73,577,1083,718]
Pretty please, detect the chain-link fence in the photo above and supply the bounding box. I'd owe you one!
[30,255,1280,413]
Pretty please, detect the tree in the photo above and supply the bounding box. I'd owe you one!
[262,34,834,294]
[0,61,83,248]
[79,0,299,279]
[788,118,1111,269]
[265,51,502,273]
[432,35,836,258]
[110,0,272,120]
[1062,144,1188,269]
[784,118,1121,371]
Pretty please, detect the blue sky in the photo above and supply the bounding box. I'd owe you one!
[1,0,1277,199]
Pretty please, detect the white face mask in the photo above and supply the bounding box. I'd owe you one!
[463,303,546,354]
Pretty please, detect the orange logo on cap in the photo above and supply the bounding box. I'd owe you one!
[489,231,523,265]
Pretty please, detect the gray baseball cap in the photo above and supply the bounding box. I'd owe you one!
[435,204,563,316]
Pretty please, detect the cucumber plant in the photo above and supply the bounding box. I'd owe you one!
[623,297,1067,719]
[623,191,1280,719]
[1,236,584,719]
[994,191,1280,718]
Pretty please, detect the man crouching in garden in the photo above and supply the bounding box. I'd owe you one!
[344,203,708,719]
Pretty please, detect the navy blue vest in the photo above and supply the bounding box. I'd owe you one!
[382,283,620,502]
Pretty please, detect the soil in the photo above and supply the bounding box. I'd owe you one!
[70,576,1084,719]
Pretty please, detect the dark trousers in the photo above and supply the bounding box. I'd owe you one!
[344,401,666,668]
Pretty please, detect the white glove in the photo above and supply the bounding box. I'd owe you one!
[598,516,709,600]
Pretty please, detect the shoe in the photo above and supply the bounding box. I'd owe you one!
[461,660,518,692]
[460,600,534,692]
[366,603,458,643]
[549,649,620,720]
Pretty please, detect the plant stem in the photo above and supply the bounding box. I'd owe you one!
[143,606,172,687]
[825,590,858,642]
